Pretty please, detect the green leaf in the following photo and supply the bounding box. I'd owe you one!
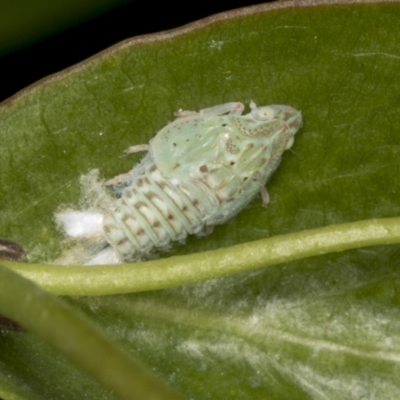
[2,1,400,399]
[0,264,180,400]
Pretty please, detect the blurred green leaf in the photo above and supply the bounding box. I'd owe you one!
[0,0,131,55]
[0,264,180,400]
[1,1,400,399]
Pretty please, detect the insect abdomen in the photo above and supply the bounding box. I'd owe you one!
[102,162,218,260]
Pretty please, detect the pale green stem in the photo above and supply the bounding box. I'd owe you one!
[0,264,181,400]
[3,217,400,296]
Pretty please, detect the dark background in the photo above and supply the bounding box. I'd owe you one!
[0,1,275,103]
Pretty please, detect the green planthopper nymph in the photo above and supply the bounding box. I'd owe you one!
[56,101,302,264]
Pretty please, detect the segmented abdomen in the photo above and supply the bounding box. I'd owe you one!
[102,162,219,261]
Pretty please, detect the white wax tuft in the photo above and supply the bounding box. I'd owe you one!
[56,211,104,237]
[85,246,120,265]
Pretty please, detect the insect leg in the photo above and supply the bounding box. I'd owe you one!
[105,172,137,186]
[105,144,150,186]
[199,102,245,116]
[125,144,150,154]
[174,102,245,118]
[260,187,270,207]
[174,109,199,117]
[203,225,214,236]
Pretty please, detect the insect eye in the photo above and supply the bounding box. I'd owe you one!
[256,107,275,120]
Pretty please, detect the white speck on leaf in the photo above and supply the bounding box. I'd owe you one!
[209,40,224,50]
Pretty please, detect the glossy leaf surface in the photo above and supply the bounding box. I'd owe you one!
[1,1,400,399]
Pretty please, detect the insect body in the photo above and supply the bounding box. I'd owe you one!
[101,101,302,262]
